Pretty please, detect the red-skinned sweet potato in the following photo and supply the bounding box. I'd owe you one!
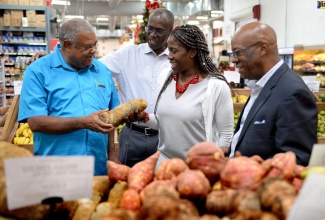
[155,158,188,180]
[220,156,266,191]
[176,169,211,199]
[128,151,160,192]
[119,189,141,211]
[107,161,130,182]
[185,142,228,184]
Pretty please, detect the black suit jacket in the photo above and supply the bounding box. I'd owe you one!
[231,63,317,166]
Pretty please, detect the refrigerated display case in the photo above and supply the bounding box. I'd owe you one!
[279,47,294,69]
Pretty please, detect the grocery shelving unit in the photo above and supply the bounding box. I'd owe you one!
[0,4,50,106]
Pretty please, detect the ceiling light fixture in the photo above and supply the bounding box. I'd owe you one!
[65,15,84,19]
[52,0,70,5]
[196,16,208,20]
[96,17,109,22]
[187,20,200,25]
[211,10,224,14]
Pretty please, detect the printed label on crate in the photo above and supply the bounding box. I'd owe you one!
[14,80,23,95]
[4,156,94,210]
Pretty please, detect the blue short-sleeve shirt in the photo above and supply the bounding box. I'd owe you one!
[18,44,119,175]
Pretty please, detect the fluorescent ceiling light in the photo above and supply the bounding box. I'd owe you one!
[52,0,70,5]
[187,20,200,25]
[65,15,84,19]
[211,10,224,14]
[196,16,208,20]
[96,17,109,22]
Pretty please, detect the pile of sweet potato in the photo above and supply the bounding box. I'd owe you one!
[103,142,305,220]
[0,141,304,220]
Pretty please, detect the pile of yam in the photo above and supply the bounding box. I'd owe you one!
[0,141,306,220]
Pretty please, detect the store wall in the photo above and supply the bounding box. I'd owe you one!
[224,0,325,48]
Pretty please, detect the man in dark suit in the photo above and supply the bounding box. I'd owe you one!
[228,21,317,166]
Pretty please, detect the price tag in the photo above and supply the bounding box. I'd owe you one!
[13,80,23,95]
[4,156,94,210]
[302,76,320,92]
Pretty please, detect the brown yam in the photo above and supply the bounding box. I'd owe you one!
[98,98,148,127]
[176,169,211,199]
[139,180,179,202]
[100,208,138,220]
[155,158,188,180]
[127,151,160,192]
[206,189,238,216]
[138,195,181,220]
[107,161,130,182]
[108,181,128,210]
[119,189,141,211]
[258,177,297,220]
[186,142,228,184]
[90,202,113,220]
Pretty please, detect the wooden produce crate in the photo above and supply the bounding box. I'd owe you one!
[0,95,34,153]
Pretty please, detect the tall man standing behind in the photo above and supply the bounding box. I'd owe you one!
[99,8,174,166]
[229,21,317,166]
[18,18,120,175]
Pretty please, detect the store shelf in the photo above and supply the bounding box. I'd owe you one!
[0,42,47,46]
[0,5,51,107]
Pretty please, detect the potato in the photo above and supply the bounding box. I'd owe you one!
[119,189,141,211]
[139,180,179,202]
[176,169,211,199]
[258,177,297,220]
[186,142,228,184]
[98,98,148,127]
[155,158,188,180]
[220,156,266,191]
[128,151,160,192]
[108,181,128,210]
[107,161,130,183]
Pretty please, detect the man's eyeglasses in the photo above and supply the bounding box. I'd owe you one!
[228,41,261,58]
[145,26,166,36]
[74,43,98,52]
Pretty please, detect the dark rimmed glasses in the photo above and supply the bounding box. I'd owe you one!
[228,41,261,58]
[145,26,166,36]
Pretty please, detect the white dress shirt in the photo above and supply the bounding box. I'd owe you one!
[229,60,284,157]
[99,43,170,114]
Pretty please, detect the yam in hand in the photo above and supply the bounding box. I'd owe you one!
[98,98,148,127]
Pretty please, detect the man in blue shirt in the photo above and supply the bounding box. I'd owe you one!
[18,18,120,175]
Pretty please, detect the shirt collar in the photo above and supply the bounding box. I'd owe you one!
[143,43,169,57]
[247,59,284,90]
[51,44,97,72]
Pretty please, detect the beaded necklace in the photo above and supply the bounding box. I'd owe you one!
[173,73,199,93]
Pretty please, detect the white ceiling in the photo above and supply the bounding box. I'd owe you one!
[51,0,223,31]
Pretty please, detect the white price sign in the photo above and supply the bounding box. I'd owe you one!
[4,156,94,210]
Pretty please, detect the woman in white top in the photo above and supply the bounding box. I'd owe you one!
[138,24,234,169]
